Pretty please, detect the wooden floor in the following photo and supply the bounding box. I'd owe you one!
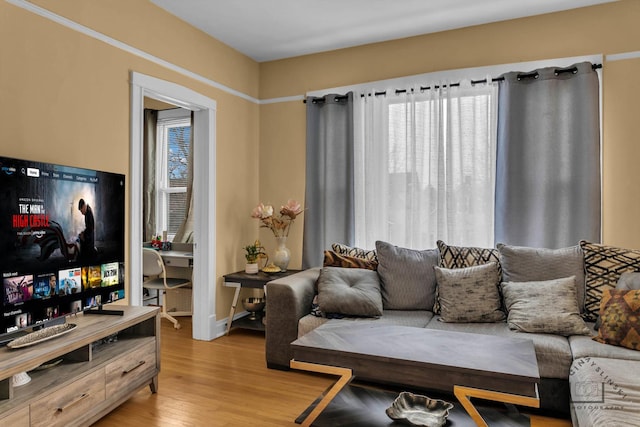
[94,318,572,427]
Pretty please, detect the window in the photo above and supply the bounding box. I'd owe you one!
[354,83,498,250]
[155,111,191,241]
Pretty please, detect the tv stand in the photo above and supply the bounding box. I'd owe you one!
[0,306,159,427]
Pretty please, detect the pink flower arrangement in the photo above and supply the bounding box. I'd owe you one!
[251,199,303,237]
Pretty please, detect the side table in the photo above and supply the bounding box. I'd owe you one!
[223,269,301,335]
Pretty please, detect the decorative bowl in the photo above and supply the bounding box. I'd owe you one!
[262,263,281,273]
[242,297,265,320]
[386,392,454,427]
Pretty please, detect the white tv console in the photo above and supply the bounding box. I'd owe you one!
[0,306,160,427]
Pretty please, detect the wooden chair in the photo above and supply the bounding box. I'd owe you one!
[142,248,191,329]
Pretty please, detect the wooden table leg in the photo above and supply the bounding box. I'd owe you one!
[454,385,540,427]
[290,360,354,427]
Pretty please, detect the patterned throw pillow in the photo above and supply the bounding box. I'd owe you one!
[323,250,378,270]
[501,276,591,336]
[434,263,504,323]
[593,289,640,350]
[595,272,640,330]
[331,243,378,262]
[435,240,502,313]
[437,240,501,271]
[580,240,640,321]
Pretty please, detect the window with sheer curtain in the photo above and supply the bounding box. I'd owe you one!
[155,115,191,241]
[353,81,498,250]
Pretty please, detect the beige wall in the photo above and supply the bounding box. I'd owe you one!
[0,0,261,319]
[259,0,640,259]
[2,0,640,330]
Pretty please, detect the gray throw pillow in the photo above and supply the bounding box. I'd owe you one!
[375,241,438,310]
[501,276,591,336]
[434,262,505,323]
[616,271,640,290]
[317,267,383,317]
[497,243,586,313]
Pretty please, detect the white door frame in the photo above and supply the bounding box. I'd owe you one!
[130,71,217,340]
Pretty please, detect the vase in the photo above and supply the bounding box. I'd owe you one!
[245,263,259,274]
[272,236,291,272]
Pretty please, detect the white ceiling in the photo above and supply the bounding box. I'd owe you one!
[151,0,616,62]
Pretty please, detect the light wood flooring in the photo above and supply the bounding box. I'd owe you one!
[94,318,572,427]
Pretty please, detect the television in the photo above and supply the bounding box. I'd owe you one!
[0,155,126,338]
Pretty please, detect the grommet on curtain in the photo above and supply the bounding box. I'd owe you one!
[516,71,539,81]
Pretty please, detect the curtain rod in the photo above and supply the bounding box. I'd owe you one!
[305,63,602,102]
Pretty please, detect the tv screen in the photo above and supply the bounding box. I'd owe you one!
[0,155,125,335]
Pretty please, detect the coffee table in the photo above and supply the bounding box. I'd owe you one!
[290,321,540,427]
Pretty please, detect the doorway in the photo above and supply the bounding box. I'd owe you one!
[130,72,217,340]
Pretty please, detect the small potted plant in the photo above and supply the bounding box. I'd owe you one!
[243,240,267,274]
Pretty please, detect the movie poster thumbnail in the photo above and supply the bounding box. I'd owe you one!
[58,267,82,296]
[109,290,124,302]
[14,312,30,329]
[101,262,119,287]
[70,299,82,313]
[82,265,102,289]
[85,294,102,309]
[33,273,56,299]
[118,262,125,285]
[46,305,59,319]
[3,274,33,304]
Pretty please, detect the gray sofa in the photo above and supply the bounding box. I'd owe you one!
[265,241,640,425]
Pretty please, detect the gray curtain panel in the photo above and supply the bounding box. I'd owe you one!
[495,62,601,248]
[143,109,157,242]
[302,93,355,268]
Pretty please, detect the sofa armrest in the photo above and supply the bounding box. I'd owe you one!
[265,267,320,369]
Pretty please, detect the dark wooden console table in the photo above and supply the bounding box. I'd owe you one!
[223,269,301,335]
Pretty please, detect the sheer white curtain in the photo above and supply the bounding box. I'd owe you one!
[353,80,498,250]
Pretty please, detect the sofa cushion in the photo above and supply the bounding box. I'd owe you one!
[570,357,640,427]
[501,277,590,336]
[425,317,572,379]
[434,263,505,323]
[298,313,330,337]
[331,243,378,262]
[569,332,640,362]
[497,243,585,312]
[593,288,640,350]
[375,241,438,310]
[580,240,640,321]
[317,267,383,317]
[436,240,501,313]
[323,250,378,270]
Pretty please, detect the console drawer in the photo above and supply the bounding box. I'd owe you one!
[105,340,157,400]
[163,255,190,268]
[31,369,105,427]
[0,405,29,427]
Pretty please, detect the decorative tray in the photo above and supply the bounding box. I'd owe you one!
[386,392,454,427]
[7,323,77,349]
[262,263,281,273]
